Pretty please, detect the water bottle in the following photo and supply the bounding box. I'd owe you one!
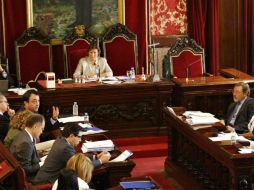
[84,112,89,123]
[130,67,135,80]
[73,102,78,116]
[231,128,237,144]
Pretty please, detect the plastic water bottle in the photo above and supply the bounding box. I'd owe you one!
[231,128,237,144]
[130,67,135,80]
[84,112,89,123]
[73,102,78,116]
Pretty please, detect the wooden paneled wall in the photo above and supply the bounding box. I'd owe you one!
[218,0,241,70]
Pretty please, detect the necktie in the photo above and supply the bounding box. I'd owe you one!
[228,103,240,125]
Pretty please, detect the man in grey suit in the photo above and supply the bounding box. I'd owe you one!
[225,82,254,133]
[10,113,45,180]
[33,123,111,184]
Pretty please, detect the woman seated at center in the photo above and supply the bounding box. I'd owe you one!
[73,45,113,78]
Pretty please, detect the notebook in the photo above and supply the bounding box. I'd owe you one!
[120,181,156,189]
[0,80,8,92]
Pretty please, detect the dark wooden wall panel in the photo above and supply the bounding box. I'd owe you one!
[218,0,241,70]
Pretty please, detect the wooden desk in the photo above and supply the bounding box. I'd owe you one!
[171,75,254,118]
[164,107,254,190]
[79,134,136,189]
[36,80,173,138]
[220,68,254,79]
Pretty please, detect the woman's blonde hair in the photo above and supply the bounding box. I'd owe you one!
[66,153,94,183]
[9,110,33,129]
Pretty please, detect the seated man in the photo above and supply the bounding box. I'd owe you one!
[0,93,15,141]
[10,113,45,180]
[225,82,254,133]
[73,45,113,78]
[22,89,59,140]
[32,123,111,185]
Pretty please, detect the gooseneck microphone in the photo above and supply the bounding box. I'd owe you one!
[186,59,201,81]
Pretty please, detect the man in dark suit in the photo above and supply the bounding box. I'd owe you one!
[225,82,254,133]
[33,123,110,185]
[22,89,59,141]
[0,93,15,141]
[10,113,45,180]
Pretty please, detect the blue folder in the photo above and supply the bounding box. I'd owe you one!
[120,181,156,189]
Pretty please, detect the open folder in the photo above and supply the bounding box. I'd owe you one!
[120,181,156,189]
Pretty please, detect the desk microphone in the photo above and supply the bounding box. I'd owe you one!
[186,59,201,82]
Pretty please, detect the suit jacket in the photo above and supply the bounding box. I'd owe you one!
[0,114,9,142]
[226,97,254,133]
[10,130,40,180]
[33,137,101,184]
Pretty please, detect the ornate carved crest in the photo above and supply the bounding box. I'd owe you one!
[168,37,203,56]
[63,24,97,45]
[15,27,51,45]
[102,23,136,41]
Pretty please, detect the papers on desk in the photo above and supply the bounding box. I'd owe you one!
[183,111,220,125]
[58,116,84,123]
[81,140,115,153]
[39,155,47,167]
[78,123,107,136]
[209,132,249,142]
[8,88,37,95]
[35,140,55,152]
[120,181,156,189]
[102,80,122,85]
[101,76,118,81]
[110,150,133,162]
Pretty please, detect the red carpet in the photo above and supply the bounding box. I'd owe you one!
[114,136,179,190]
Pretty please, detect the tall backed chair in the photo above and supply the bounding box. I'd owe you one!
[102,23,139,76]
[15,27,52,85]
[165,37,206,79]
[63,25,98,78]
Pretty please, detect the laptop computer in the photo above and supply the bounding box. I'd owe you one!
[0,80,8,92]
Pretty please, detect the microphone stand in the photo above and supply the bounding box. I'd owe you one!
[185,59,201,82]
[149,41,160,82]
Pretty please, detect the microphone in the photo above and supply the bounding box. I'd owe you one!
[148,42,160,47]
[186,59,201,81]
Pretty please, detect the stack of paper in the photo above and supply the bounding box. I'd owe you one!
[81,139,115,153]
[183,111,220,125]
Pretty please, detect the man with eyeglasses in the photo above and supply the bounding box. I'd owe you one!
[0,93,15,141]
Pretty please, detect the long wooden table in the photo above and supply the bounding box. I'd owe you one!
[164,107,254,190]
[37,80,173,138]
[171,70,254,118]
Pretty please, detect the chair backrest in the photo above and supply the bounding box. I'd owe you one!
[63,25,98,78]
[15,27,52,85]
[102,23,139,76]
[168,37,205,78]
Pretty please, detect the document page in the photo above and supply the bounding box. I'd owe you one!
[110,150,133,162]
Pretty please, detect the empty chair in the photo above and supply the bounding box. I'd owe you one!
[163,37,207,79]
[15,27,52,85]
[102,23,139,76]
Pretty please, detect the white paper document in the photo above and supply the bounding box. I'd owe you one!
[110,150,133,162]
[58,116,84,123]
[183,111,219,125]
[209,132,249,142]
[39,155,48,167]
[102,81,122,85]
[82,139,115,153]
[35,140,55,151]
